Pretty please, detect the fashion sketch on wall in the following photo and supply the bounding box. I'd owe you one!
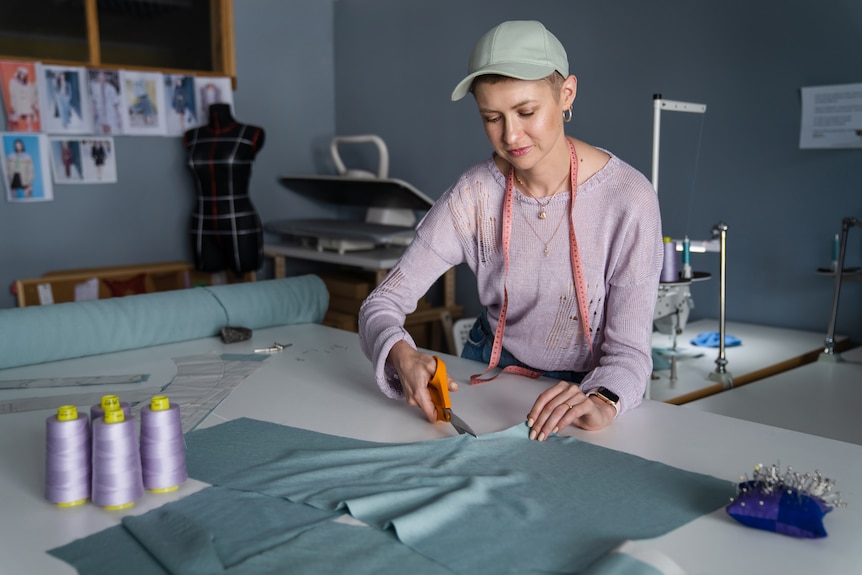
[49,138,84,183]
[38,65,92,134]
[81,138,117,183]
[1,132,53,202]
[88,69,123,135]
[0,60,41,132]
[194,76,234,123]
[119,70,167,136]
[164,74,197,135]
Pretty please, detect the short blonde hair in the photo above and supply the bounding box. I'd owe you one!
[470,72,565,100]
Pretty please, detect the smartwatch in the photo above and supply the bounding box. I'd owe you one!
[587,387,620,417]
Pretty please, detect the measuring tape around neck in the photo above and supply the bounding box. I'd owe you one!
[470,138,594,385]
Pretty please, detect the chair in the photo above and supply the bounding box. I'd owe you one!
[452,316,477,357]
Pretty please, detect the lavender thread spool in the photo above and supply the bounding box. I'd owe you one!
[45,405,91,507]
[90,394,131,423]
[91,407,143,509]
[140,395,187,492]
[660,236,679,283]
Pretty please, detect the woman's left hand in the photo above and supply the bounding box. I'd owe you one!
[526,381,616,440]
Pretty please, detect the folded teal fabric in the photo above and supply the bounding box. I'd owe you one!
[49,486,456,575]
[183,418,735,575]
[0,275,328,369]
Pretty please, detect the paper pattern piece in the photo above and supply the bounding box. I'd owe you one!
[800,83,862,149]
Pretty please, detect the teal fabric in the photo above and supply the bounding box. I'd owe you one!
[183,418,735,575]
[582,554,665,575]
[49,486,456,575]
[0,276,328,369]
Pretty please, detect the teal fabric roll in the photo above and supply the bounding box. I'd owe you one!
[0,276,328,369]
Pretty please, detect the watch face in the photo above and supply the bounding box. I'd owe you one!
[597,387,619,403]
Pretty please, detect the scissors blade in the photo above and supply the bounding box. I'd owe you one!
[447,409,477,437]
[429,356,477,437]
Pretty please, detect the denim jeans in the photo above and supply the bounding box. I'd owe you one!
[460,309,587,384]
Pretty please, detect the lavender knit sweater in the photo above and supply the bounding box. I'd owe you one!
[359,151,662,416]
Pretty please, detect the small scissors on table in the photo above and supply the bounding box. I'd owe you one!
[427,356,476,437]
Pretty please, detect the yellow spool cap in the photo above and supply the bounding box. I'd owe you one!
[150,485,179,493]
[56,405,78,421]
[663,236,672,243]
[103,408,125,424]
[151,396,170,411]
[104,502,134,511]
[56,498,88,507]
[101,395,120,410]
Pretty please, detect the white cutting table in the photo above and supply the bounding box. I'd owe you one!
[649,318,848,403]
[684,345,862,445]
[1,323,861,574]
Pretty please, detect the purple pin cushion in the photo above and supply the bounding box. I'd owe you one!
[726,463,846,538]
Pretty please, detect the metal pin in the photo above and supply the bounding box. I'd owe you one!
[254,342,291,353]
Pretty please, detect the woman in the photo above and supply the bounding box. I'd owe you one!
[358,20,662,438]
[7,138,34,198]
[8,67,39,131]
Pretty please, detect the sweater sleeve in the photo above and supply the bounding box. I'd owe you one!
[577,173,663,416]
[358,200,464,398]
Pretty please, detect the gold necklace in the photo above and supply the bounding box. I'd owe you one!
[517,195,568,256]
[515,173,568,219]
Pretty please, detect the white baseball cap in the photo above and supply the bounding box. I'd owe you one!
[451,20,569,101]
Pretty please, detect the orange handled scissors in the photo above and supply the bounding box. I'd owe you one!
[427,356,476,436]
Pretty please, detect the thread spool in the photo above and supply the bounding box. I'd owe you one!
[681,236,692,280]
[45,405,91,506]
[91,407,143,509]
[661,236,679,283]
[140,395,187,492]
[90,394,131,423]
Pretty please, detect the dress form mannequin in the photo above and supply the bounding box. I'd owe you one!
[183,104,265,275]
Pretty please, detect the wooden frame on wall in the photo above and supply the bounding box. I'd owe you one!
[0,0,236,84]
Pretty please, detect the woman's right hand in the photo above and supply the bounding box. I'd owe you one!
[388,340,458,422]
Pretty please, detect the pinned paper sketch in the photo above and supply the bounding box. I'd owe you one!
[82,139,116,182]
[49,137,116,184]
[1,132,53,202]
[38,65,91,134]
[49,139,84,183]
[800,83,862,149]
[194,76,233,122]
[164,74,198,135]
[119,70,167,136]
[88,69,123,135]
[0,61,41,132]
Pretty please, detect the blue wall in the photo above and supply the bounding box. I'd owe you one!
[332,0,862,343]
[0,0,336,302]
[1,0,860,344]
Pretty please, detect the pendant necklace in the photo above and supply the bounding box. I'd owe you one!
[515,172,568,220]
[517,195,568,256]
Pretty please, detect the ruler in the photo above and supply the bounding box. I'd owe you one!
[0,374,149,390]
